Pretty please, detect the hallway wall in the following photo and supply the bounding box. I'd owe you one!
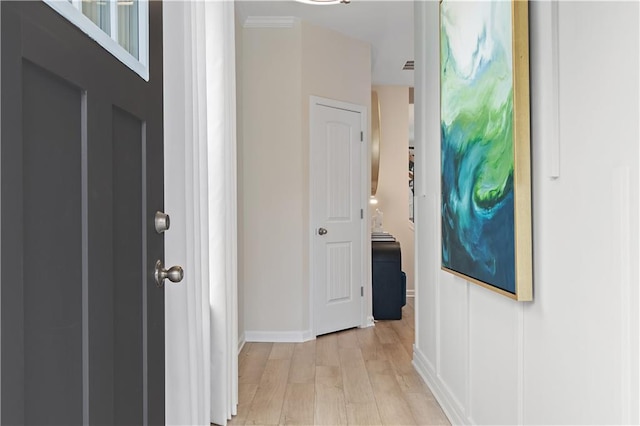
[240,20,304,336]
[413,1,639,424]
[238,18,371,340]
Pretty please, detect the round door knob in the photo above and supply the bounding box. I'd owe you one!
[155,260,184,286]
[318,227,328,235]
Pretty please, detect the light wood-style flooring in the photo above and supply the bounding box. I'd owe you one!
[230,299,450,425]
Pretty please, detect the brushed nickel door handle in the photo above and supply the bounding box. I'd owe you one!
[154,260,184,287]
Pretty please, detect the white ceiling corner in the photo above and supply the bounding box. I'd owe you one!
[235,0,414,86]
[243,16,298,28]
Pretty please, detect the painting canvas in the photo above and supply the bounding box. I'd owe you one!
[440,0,532,300]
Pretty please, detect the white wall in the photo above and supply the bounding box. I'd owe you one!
[240,22,304,336]
[373,85,415,292]
[239,19,371,340]
[413,1,640,425]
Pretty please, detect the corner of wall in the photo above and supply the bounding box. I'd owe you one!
[234,2,246,344]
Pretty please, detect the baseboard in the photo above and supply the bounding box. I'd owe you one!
[244,329,314,343]
[406,289,415,298]
[413,347,467,426]
[238,332,246,354]
[362,315,376,328]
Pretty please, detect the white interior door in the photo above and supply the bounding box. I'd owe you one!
[311,98,364,336]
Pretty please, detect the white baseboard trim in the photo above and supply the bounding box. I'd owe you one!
[406,289,415,298]
[238,333,246,354]
[362,316,376,328]
[245,329,314,343]
[413,347,467,426]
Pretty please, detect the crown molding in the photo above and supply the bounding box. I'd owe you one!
[243,16,297,29]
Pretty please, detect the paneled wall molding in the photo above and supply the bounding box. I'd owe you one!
[517,304,526,425]
[414,348,468,425]
[243,16,297,29]
[465,284,472,421]
[614,166,632,424]
[416,1,640,424]
[531,1,560,179]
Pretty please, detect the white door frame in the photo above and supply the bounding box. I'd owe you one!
[163,2,238,423]
[308,95,373,337]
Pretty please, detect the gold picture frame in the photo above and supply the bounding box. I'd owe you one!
[439,0,532,301]
[371,90,381,196]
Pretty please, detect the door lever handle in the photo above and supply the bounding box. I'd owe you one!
[318,227,328,236]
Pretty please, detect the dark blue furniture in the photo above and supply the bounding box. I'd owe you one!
[371,240,406,320]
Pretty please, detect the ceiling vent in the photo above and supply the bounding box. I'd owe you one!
[403,60,414,71]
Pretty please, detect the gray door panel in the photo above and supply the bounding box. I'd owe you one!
[1,2,165,425]
[23,59,85,426]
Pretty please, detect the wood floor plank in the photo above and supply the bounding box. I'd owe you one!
[280,383,315,425]
[316,333,340,367]
[395,369,433,395]
[289,340,317,384]
[390,318,414,345]
[374,323,401,344]
[355,326,377,346]
[365,360,417,425]
[228,383,258,426]
[356,327,388,362]
[337,327,359,348]
[315,365,342,388]
[403,299,416,331]
[339,347,376,404]
[315,365,348,425]
[239,342,273,384]
[383,343,415,376]
[269,342,295,360]
[382,341,431,395]
[245,359,291,425]
[404,392,451,425]
[345,402,382,425]
[400,338,414,360]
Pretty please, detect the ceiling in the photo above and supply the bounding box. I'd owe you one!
[235,0,414,86]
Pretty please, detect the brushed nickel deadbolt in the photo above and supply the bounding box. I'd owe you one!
[154,211,171,233]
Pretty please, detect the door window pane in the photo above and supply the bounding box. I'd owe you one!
[44,0,148,80]
[82,0,110,35]
[118,0,139,59]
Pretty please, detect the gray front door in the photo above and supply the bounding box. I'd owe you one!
[1,1,164,425]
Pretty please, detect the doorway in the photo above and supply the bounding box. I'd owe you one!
[310,97,368,337]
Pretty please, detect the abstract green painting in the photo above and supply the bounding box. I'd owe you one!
[440,0,533,301]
